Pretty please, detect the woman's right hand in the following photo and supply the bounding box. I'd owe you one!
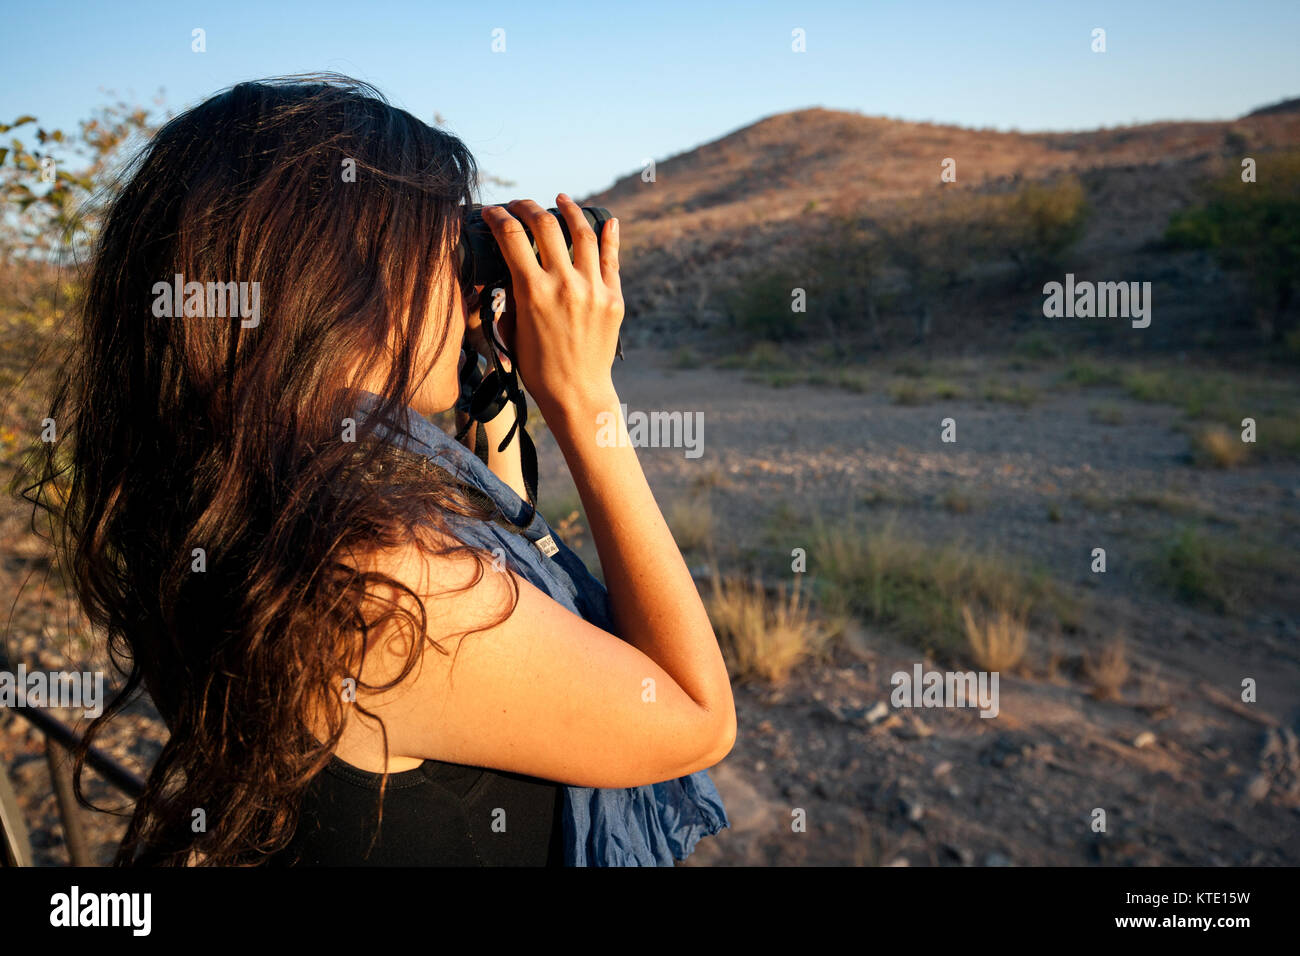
[480,196,623,418]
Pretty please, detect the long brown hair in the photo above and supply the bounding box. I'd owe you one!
[20,74,516,865]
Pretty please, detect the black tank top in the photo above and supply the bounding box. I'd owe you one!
[267,754,565,866]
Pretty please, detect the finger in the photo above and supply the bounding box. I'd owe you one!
[598,216,621,289]
[481,204,545,286]
[507,198,571,274]
[556,193,599,278]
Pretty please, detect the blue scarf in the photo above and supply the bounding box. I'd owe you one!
[353,392,729,865]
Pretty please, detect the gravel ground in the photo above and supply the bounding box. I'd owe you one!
[3,349,1298,866]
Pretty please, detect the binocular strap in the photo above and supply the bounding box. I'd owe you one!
[454,297,539,528]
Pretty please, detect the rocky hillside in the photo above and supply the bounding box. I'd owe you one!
[580,104,1300,347]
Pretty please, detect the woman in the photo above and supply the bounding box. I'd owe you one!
[28,75,735,866]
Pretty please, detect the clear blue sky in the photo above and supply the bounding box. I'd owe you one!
[2,0,1297,203]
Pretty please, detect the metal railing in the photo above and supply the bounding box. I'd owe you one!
[0,648,145,867]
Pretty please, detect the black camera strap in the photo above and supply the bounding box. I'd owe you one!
[453,295,539,527]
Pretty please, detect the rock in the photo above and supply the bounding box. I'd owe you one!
[865,701,890,724]
[893,715,935,740]
[897,797,924,823]
[837,705,871,725]
[1260,728,1286,760]
[981,733,1036,768]
[942,843,975,865]
[1255,728,1300,805]
[984,852,1013,867]
[1244,774,1271,802]
[811,702,878,728]
[933,760,953,778]
[809,703,841,725]
[1133,731,1157,749]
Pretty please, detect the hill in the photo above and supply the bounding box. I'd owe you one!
[579,103,1300,350]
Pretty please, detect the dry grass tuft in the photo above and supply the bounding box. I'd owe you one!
[667,494,714,552]
[1193,425,1249,468]
[705,572,835,684]
[961,603,1029,673]
[1086,636,1130,700]
[811,516,1064,662]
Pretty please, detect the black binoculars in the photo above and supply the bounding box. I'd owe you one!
[456,202,614,291]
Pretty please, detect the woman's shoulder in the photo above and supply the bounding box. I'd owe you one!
[351,526,506,610]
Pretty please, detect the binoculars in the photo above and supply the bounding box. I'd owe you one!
[457,202,614,291]
[451,202,619,518]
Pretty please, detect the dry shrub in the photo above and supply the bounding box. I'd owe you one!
[961,603,1029,673]
[1193,425,1249,468]
[706,573,834,684]
[1086,636,1130,700]
[667,494,713,552]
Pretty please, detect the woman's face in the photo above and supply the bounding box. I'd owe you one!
[357,259,473,417]
[410,266,472,417]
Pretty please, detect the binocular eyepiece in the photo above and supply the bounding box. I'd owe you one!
[456,202,614,291]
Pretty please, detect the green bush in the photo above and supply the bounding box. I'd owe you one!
[725,270,810,342]
[1165,151,1300,341]
[997,175,1090,286]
